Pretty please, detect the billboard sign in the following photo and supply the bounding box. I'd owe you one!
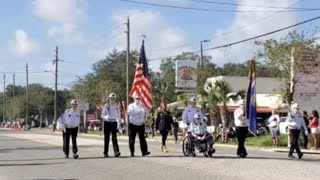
[86,114,97,121]
[175,60,197,91]
[293,48,320,112]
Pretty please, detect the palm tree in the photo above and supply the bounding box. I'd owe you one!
[213,80,245,127]
[198,83,221,128]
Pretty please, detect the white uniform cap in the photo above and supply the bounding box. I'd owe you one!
[189,96,197,102]
[108,93,116,98]
[291,103,299,109]
[238,99,245,106]
[193,113,201,119]
[134,94,141,99]
[70,99,78,105]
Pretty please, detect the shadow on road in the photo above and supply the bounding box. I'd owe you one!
[0,145,103,152]
[19,179,78,180]
[0,162,65,167]
[0,157,64,162]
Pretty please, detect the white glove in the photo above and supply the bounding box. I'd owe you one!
[197,136,201,140]
[117,123,120,130]
[305,131,309,136]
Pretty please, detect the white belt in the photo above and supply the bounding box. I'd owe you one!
[105,119,117,122]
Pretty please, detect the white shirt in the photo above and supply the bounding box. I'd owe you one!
[268,114,280,127]
[234,107,248,127]
[101,103,121,124]
[58,108,80,128]
[188,122,207,135]
[286,112,308,130]
[182,105,204,125]
[127,102,148,126]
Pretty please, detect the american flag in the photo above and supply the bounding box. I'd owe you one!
[129,40,153,109]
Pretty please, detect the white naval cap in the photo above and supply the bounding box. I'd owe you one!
[108,92,116,98]
[70,99,78,105]
[291,103,299,109]
[133,94,141,99]
[189,96,197,102]
[193,113,201,119]
[238,99,245,106]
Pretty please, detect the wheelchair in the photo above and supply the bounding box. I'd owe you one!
[182,132,214,157]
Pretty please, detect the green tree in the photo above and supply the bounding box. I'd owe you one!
[256,31,319,103]
[202,80,245,127]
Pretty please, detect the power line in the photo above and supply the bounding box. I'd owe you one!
[208,0,305,41]
[60,60,92,66]
[149,15,320,61]
[120,0,320,13]
[186,0,313,10]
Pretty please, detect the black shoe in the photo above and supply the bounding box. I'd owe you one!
[288,155,295,159]
[298,153,303,159]
[240,153,247,158]
[131,153,135,157]
[64,154,69,159]
[73,154,79,159]
[142,152,150,156]
[104,154,109,158]
[115,152,121,157]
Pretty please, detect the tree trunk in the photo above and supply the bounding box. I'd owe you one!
[210,105,221,130]
[220,106,229,128]
[39,113,43,129]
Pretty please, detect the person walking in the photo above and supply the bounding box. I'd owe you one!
[127,94,150,157]
[156,103,173,153]
[309,110,319,150]
[101,93,121,158]
[58,99,80,159]
[286,103,308,159]
[172,117,179,144]
[234,99,248,158]
[301,111,310,149]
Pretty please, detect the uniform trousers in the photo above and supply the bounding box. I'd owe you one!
[236,126,248,156]
[104,121,120,155]
[63,127,78,155]
[289,129,302,156]
[128,123,148,154]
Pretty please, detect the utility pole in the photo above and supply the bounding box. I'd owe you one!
[54,46,58,126]
[26,63,29,127]
[200,40,210,70]
[125,17,130,128]
[2,74,5,123]
[12,73,15,121]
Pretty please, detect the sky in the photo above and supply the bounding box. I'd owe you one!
[0,0,320,91]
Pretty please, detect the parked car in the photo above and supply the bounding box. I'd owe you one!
[278,117,288,134]
[256,117,270,135]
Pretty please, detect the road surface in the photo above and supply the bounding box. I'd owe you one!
[0,130,319,180]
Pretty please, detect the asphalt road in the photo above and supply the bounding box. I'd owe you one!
[0,130,319,180]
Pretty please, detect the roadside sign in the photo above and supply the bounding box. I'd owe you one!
[78,102,89,111]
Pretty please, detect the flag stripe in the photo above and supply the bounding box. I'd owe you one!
[129,40,153,110]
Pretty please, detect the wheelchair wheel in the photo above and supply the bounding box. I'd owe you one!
[182,136,190,156]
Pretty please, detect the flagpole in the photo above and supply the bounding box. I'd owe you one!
[125,17,130,133]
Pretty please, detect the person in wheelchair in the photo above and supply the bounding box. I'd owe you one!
[188,114,215,155]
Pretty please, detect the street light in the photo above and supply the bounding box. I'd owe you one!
[200,40,210,70]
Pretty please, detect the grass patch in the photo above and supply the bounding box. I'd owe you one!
[245,134,288,147]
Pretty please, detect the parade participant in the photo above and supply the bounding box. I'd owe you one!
[101,93,121,158]
[181,96,204,130]
[234,99,248,158]
[286,103,308,159]
[189,114,215,154]
[127,94,150,157]
[58,99,80,159]
[156,103,173,153]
